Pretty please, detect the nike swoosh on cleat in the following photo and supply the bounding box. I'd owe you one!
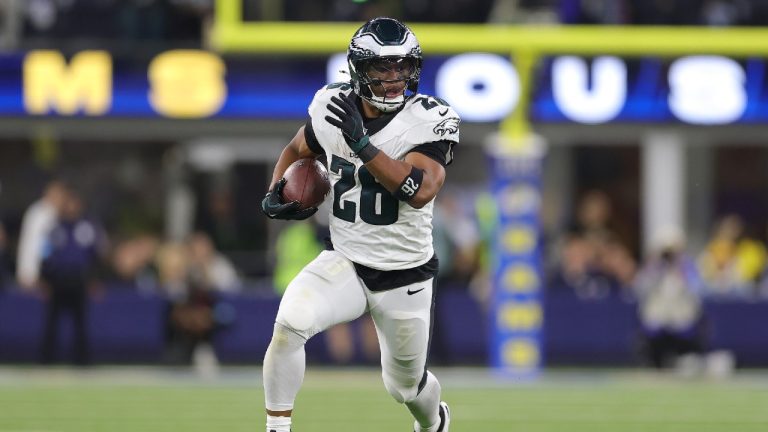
[407,287,425,295]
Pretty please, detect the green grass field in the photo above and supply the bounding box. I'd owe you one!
[1,366,767,432]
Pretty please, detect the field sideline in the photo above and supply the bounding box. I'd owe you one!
[1,366,767,432]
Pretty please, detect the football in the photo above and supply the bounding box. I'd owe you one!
[281,158,331,210]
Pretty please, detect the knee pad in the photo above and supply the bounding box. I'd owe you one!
[275,297,318,340]
[270,322,308,351]
[380,317,429,403]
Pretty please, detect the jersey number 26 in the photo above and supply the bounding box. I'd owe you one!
[331,155,398,225]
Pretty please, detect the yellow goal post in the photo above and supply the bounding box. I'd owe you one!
[209,0,768,145]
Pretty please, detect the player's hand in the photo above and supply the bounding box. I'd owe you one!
[325,93,370,154]
[261,178,318,220]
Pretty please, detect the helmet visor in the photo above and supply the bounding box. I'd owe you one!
[362,57,417,83]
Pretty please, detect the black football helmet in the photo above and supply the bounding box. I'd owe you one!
[347,17,422,113]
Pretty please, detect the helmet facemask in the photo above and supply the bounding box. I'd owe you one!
[352,56,421,113]
[347,18,423,113]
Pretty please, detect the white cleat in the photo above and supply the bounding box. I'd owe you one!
[413,401,450,432]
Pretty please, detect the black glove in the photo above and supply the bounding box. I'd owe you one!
[261,178,318,220]
[325,93,370,154]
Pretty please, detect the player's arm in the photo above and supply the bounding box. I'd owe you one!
[261,124,322,220]
[325,93,447,208]
[360,151,445,209]
[268,125,319,189]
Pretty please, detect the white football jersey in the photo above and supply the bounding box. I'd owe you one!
[308,84,460,271]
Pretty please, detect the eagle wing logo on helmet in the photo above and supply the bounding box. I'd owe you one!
[433,117,460,137]
[349,39,375,58]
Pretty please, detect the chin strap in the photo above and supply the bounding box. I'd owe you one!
[364,93,405,112]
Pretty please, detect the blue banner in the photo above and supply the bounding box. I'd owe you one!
[2,50,767,124]
[487,142,545,377]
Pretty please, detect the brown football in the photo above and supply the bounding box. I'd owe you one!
[281,158,331,210]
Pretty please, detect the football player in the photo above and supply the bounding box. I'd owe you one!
[261,17,459,432]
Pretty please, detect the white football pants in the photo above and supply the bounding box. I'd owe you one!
[264,249,437,410]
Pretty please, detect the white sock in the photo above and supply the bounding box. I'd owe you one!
[266,415,291,432]
[405,371,442,431]
[264,324,307,412]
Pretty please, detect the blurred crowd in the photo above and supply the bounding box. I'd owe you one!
[559,0,768,26]
[16,0,210,43]
[1,177,768,370]
[547,189,768,302]
[1,178,242,367]
[2,0,768,50]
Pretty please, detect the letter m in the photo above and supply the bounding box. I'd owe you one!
[24,50,112,115]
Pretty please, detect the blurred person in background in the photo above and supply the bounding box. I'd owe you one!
[39,189,107,365]
[273,219,325,296]
[569,189,626,256]
[549,189,636,299]
[187,230,241,293]
[107,233,161,292]
[697,213,767,298]
[629,0,705,25]
[559,0,630,24]
[755,222,768,298]
[430,192,480,364]
[259,17,458,432]
[548,232,610,298]
[23,0,210,42]
[157,241,208,365]
[156,240,228,376]
[0,180,7,291]
[0,220,8,291]
[467,191,496,309]
[432,192,480,287]
[16,179,68,291]
[633,226,707,370]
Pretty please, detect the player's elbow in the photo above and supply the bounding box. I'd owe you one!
[406,185,438,209]
[407,197,429,209]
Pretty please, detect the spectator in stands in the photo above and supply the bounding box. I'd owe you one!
[570,189,619,251]
[559,0,630,24]
[468,190,497,308]
[404,0,495,23]
[633,225,706,369]
[0,220,8,291]
[697,214,767,298]
[488,0,559,24]
[432,192,480,286]
[549,232,612,298]
[0,183,6,289]
[273,219,324,296]
[559,0,768,26]
[628,0,703,25]
[108,233,160,292]
[40,189,107,365]
[16,179,68,291]
[156,239,230,375]
[429,192,481,364]
[186,231,241,293]
[157,242,201,362]
[700,0,748,26]
[23,0,209,42]
[549,189,636,299]
[756,222,768,299]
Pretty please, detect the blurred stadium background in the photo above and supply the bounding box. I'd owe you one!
[1,0,768,430]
